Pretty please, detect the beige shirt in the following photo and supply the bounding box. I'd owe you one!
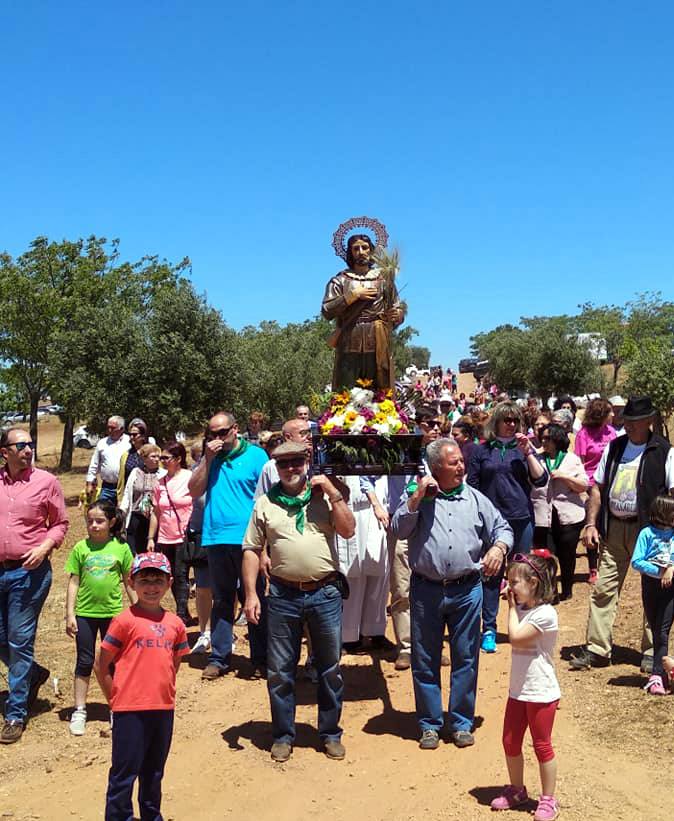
[243,492,339,582]
[530,451,588,527]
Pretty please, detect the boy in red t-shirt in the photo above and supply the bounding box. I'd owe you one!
[95,552,189,821]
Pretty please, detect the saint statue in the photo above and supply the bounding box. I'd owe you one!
[321,218,405,392]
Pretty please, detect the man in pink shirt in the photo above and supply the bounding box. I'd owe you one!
[0,427,68,743]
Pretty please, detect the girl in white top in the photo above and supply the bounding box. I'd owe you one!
[491,550,561,821]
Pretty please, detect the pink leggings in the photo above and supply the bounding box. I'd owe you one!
[502,697,558,763]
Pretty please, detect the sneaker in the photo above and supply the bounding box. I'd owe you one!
[27,663,50,713]
[490,784,528,811]
[568,647,610,670]
[644,674,667,695]
[191,634,211,654]
[534,794,560,821]
[69,708,87,736]
[640,655,654,674]
[451,730,475,748]
[394,651,411,671]
[588,569,598,585]
[201,663,226,680]
[271,742,292,762]
[481,630,496,653]
[419,729,439,750]
[0,720,24,744]
[324,739,346,760]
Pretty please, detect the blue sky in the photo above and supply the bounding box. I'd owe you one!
[2,2,673,367]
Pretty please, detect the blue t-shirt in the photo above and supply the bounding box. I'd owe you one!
[631,525,674,578]
[201,442,269,546]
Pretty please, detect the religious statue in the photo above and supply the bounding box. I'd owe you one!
[321,216,405,392]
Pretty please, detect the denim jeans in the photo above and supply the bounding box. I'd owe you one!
[267,578,344,745]
[0,560,52,722]
[207,545,267,670]
[481,516,533,634]
[410,572,482,734]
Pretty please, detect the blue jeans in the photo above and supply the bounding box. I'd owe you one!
[207,545,267,670]
[105,709,174,821]
[481,517,533,634]
[98,483,118,504]
[267,578,344,745]
[0,560,52,722]
[410,572,482,734]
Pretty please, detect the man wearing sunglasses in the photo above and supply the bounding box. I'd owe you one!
[242,441,355,763]
[189,412,269,680]
[255,418,314,499]
[392,438,513,750]
[0,428,68,743]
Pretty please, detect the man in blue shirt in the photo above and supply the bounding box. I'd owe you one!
[189,412,269,680]
[392,438,513,750]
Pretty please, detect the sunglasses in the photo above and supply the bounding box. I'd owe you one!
[276,457,307,469]
[159,455,175,462]
[422,420,442,429]
[129,431,144,438]
[510,553,545,581]
[8,441,34,451]
[205,426,234,441]
[503,418,518,424]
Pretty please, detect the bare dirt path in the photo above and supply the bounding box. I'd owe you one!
[2,419,672,820]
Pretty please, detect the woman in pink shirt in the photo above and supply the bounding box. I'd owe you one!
[574,398,616,584]
[148,441,193,623]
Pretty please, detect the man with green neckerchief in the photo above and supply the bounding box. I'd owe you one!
[241,441,355,764]
[392,438,513,751]
[188,411,269,680]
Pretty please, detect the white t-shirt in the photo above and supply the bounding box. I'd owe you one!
[594,440,674,519]
[509,603,561,703]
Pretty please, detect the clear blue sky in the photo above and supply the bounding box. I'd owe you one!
[2,2,673,367]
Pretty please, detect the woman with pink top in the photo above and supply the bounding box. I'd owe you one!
[573,398,616,584]
[147,440,193,623]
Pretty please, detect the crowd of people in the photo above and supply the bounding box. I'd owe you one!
[0,391,672,821]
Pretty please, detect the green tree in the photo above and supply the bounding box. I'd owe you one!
[624,339,674,439]
[470,324,530,394]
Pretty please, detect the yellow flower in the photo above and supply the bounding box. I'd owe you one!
[345,410,358,422]
[355,378,373,388]
[379,399,395,414]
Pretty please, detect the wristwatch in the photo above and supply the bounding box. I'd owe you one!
[329,493,344,504]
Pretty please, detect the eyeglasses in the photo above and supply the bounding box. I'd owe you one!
[422,420,442,429]
[503,418,518,425]
[276,457,307,469]
[205,426,234,441]
[159,455,175,463]
[129,431,143,438]
[510,553,544,581]
[8,441,34,451]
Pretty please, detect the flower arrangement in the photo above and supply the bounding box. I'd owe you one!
[318,379,411,437]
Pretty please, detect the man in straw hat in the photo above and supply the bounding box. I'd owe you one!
[571,396,674,673]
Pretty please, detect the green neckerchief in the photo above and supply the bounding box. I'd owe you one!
[489,438,518,461]
[215,436,249,466]
[267,482,313,533]
[406,480,466,502]
[545,451,566,474]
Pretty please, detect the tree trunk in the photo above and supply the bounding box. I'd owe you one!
[59,413,75,471]
[29,392,39,460]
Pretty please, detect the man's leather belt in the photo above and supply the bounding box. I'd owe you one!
[413,571,480,586]
[271,572,340,592]
[0,559,24,570]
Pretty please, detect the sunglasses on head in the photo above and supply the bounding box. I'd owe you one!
[8,441,34,452]
[510,553,544,581]
[276,457,307,469]
[205,426,234,440]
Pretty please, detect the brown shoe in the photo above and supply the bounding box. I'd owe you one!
[201,663,226,680]
[324,740,346,760]
[394,651,411,671]
[0,720,24,744]
[271,742,292,762]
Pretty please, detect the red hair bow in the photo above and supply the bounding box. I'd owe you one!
[531,548,553,559]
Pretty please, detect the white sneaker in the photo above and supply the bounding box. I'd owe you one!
[69,707,87,736]
[192,633,211,654]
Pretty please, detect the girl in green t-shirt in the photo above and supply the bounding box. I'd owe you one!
[65,501,135,736]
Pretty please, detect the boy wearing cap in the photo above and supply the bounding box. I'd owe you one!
[95,552,190,821]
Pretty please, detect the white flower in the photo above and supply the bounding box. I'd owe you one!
[350,416,367,434]
[350,388,374,407]
[373,421,391,436]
